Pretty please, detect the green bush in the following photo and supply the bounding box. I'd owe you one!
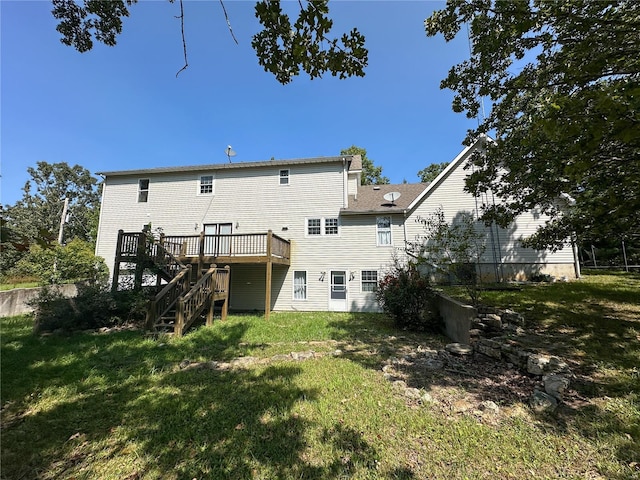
[30,284,149,334]
[9,238,108,285]
[375,260,441,332]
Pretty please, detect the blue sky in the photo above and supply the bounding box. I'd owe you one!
[1,0,477,206]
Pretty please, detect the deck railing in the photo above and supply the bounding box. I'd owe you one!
[162,231,290,260]
[145,265,191,329]
[175,265,230,336]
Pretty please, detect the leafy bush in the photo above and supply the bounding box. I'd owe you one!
[30,284,149,334]
[376,258,441,332]
[9,238,108,285]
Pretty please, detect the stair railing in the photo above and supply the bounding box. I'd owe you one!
[175,265,225,336]
[145,265,192,330]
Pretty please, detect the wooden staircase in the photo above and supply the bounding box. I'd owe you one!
[112,230,230,336]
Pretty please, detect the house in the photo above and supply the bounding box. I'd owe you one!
[95,137,579,317]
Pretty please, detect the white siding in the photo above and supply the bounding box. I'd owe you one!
[404,148,576,281]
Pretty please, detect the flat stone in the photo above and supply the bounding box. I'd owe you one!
[483,314,503,329]
[271,354,291,362]
[404,387,422,399]
[544,374,570,400]
[479,338,502,349]
[291,351,315,361]
[469,328,483,337]
[478,400,500,415]
[529,390,558,413]
[422,357,444,370]
[527,354,550,375]
[477,344,501,359]
[445,343,474,355]
[547,356,571,374]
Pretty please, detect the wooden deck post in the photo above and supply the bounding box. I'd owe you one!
[111,229,124,293]
[265,230,273,320]
[198,230,205,279]
[221,265,230,321]
[175,298,185,337]
[206,263,217,327]
[134,232,146,290]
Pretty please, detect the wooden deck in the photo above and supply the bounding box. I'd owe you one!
[161,231,290,266]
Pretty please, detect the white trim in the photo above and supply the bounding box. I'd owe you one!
[137,178,149,203]
[197,174,215,196]
[279,169,290,186]
[407,135,491,211]
[376,216,392,246]
[292,270,308,301]
[328,267,348,311]
[360,269,378,293]
[305,217,340,237]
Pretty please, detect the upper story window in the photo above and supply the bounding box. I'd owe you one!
[306,217,339,236]
[280,169,290,185]
[361,270,378,292]
[376,216,392,246]
[324,217,339,235]
[138,179,149,203]
[199,175,214,195]
[307,218,321,236]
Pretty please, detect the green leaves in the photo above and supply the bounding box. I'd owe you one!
[426,0,640,247]
[251,0,367,84]
[340,145,388,185]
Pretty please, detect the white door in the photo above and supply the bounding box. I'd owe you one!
[329,270,348,311]
[204,223,232,256]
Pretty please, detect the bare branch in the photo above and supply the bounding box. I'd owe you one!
[219,0,238,45]
[176,0,188,77]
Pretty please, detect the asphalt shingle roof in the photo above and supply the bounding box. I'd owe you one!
[342,183,427,214]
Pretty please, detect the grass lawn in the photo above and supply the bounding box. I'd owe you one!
[2,273,639,479]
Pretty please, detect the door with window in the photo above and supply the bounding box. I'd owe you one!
[204,223,232,256]
[329,270,348,311]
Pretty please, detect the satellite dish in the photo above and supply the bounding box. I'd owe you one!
[383,191,402,205]
[225,145,237,163]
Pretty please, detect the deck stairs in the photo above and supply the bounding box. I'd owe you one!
[112,230,230,336]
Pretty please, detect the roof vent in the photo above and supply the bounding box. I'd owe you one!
[373,186,381,190]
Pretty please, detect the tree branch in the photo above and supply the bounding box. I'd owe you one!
[219,0,238,45]
[175,0,188,77]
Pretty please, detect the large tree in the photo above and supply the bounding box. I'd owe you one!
[51,0,368,84]
[417,162,448,184]
[340,145,389,186]
[4,161,101,246]
[425,0,640,249]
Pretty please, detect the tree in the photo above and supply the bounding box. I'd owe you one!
[3,161,101,246]
[51,0,368,84]
[425,1,640,249]
[340,145,389,185]
[408,208,486,305]
[417,162,448,183]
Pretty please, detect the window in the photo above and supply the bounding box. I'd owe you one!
[307,218,321,236]
[280,169,290,185]
[293,271,307,300]
[138,179,149,203]
[199,175,214,195]
[306,217,339,236]
[361,270,378,292]
[376,216,392,246]
[324,217,339,235]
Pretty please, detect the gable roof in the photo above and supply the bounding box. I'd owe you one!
[342,183,427,215]
[98,155,361,177]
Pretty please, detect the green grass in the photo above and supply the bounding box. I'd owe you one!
[2,275,639,479]
[0,281,40,291]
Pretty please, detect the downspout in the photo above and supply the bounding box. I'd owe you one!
[572,234,581,278]
[95,175,106,257]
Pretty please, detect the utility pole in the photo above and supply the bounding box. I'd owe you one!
[58,197,69,245]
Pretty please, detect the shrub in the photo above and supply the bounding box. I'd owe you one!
[30,284,149,334]
[376,258,441,332]
[10,238,108,285]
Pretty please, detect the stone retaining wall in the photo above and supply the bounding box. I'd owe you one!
[0,284,79,317]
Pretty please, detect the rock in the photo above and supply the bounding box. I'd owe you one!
[382,364,395,374]
[483,314,503,329]
[421,392,434,403]
[469,328,483,337]
[544,374,570,400]
[477,343,502,359]
[291,351,315,361]
[502,309,525,326]
[331,349,343,356]
[527,354,550,375]
[445,343,474,356]
[179,359,191,369]
[547,356,571,375]
[478,400,500,415]
[422,357,444,370]
[271,354,291,362]
[392,380,407,389]
[529,390,558,413]
[404,387,422,400]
